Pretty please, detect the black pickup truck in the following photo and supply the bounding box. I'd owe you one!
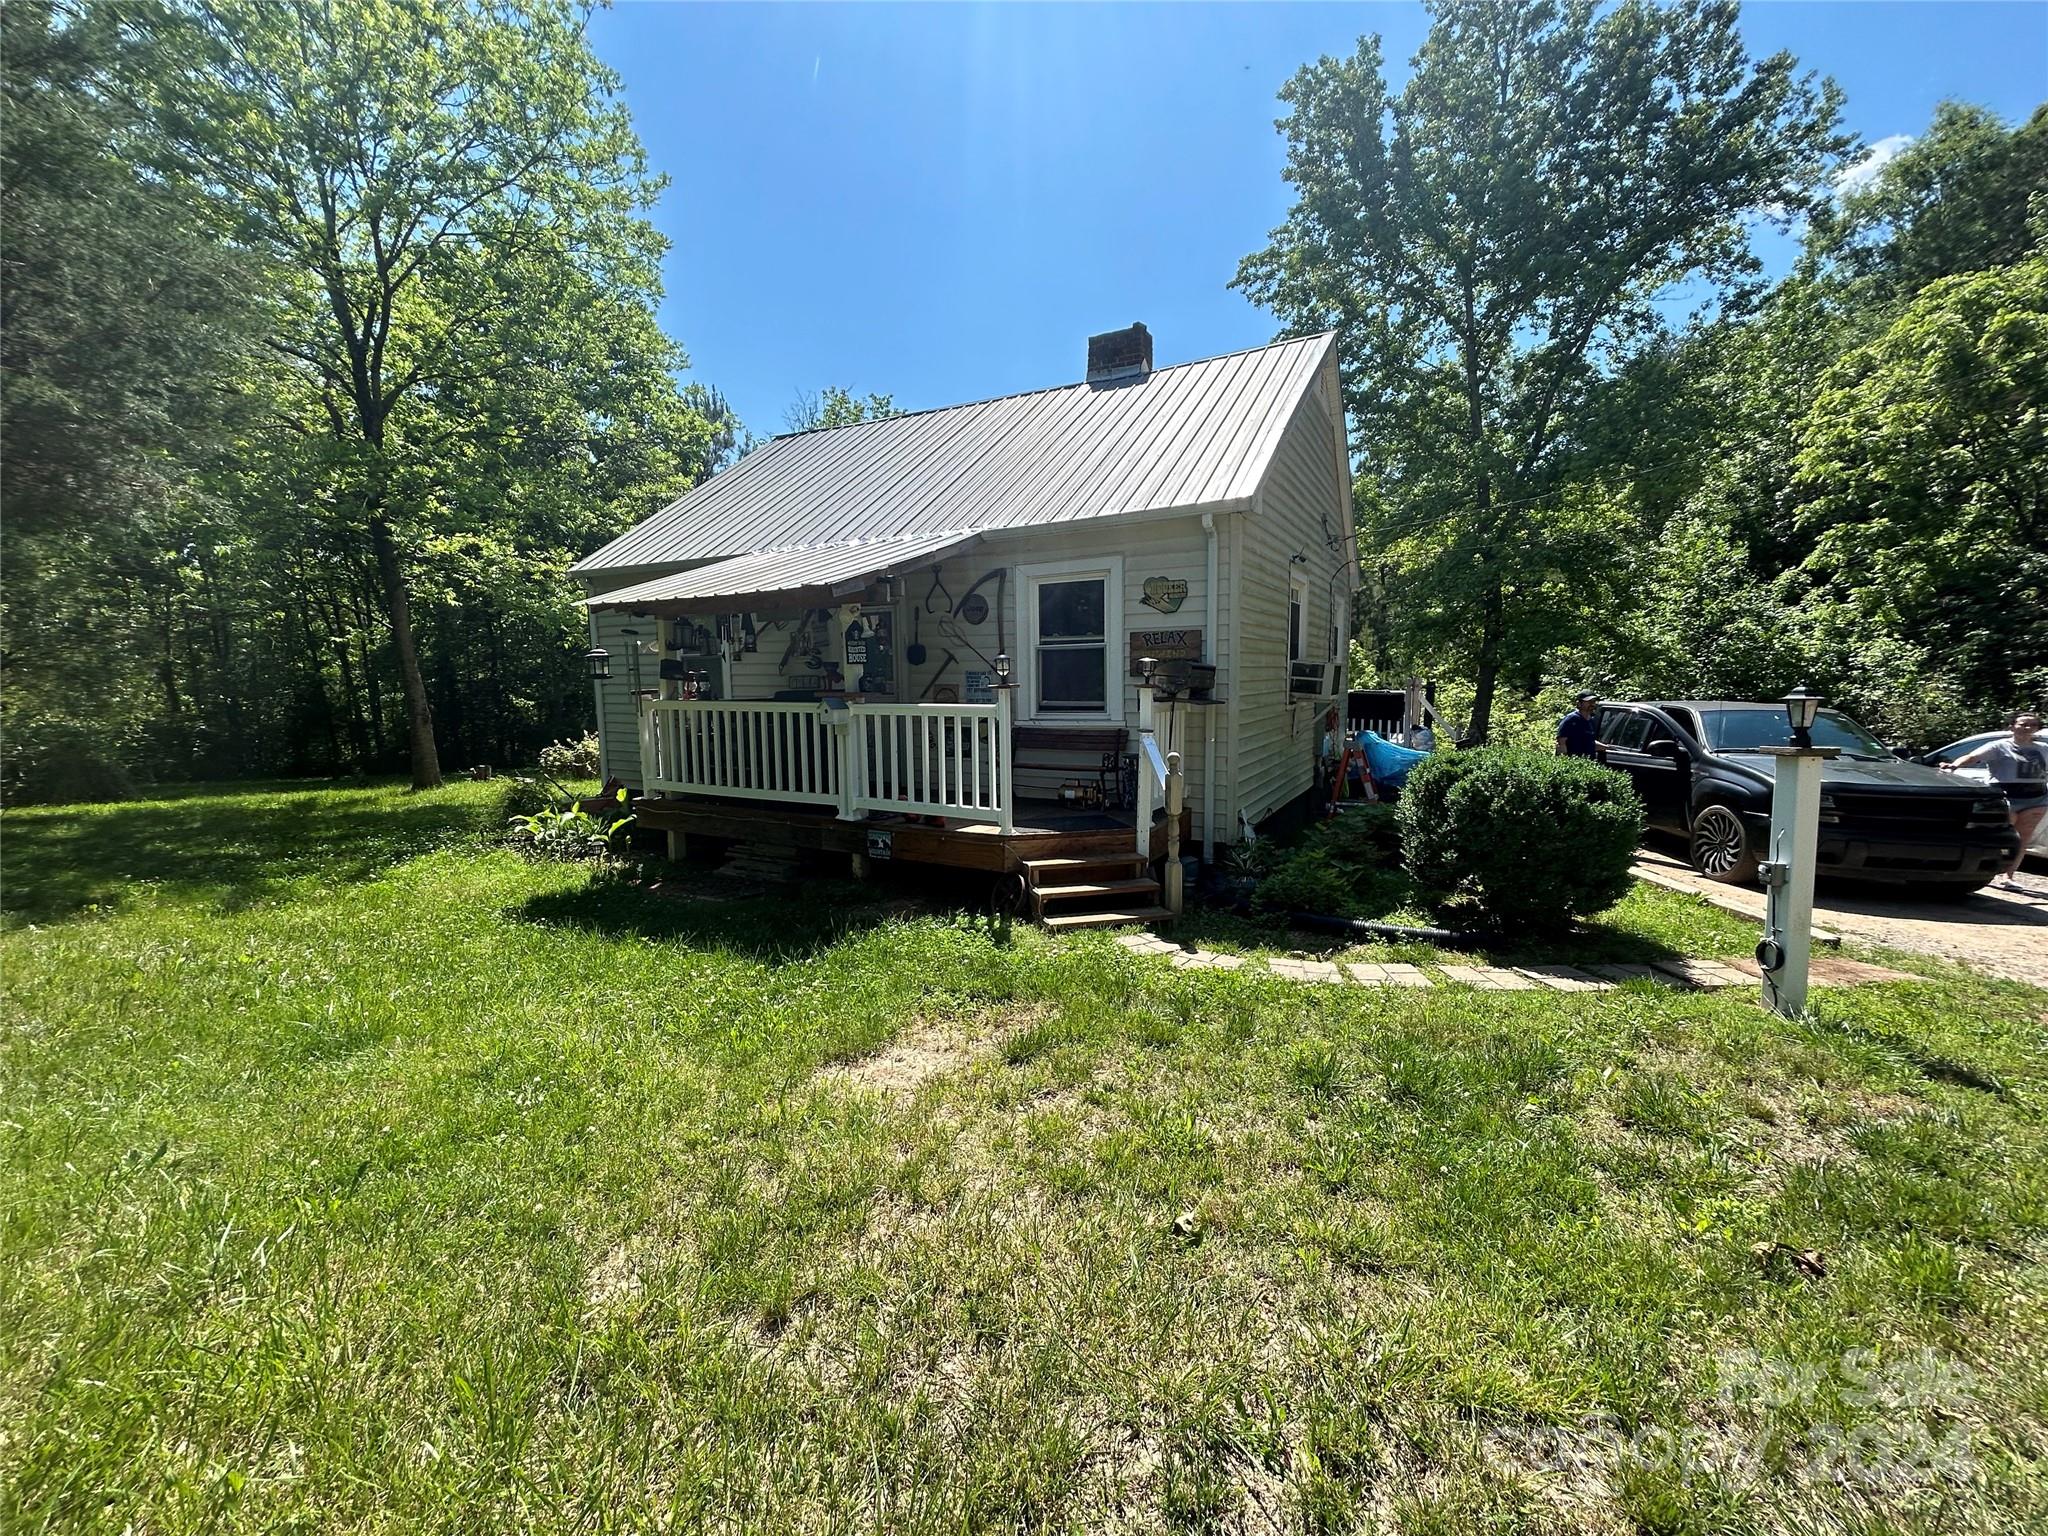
[1597,700,2018,894]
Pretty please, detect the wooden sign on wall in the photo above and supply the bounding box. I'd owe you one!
[1140,576,1189,613]
[1127,628,1203,675]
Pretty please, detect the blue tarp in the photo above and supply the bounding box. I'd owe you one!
[1357,731,1431,788]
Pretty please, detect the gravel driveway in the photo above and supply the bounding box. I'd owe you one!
[1633,848,2048,987]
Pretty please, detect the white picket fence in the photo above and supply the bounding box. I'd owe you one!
[639,696,1013,830]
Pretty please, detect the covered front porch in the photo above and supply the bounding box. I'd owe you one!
[586,531,1196,924]
[628,694,1190,926]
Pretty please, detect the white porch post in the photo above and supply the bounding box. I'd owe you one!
[1135,685,1158,860]
[1163,749,1184,915]
[995,682,1015,834]
[835,705,864,821]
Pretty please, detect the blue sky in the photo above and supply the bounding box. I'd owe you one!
[588,2,2048,438]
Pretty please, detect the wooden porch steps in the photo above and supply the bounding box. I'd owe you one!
[1017,853,1148,878]
[1033,877,1159,901]
[1021,852,1168,929]
[1042,906,1177,931]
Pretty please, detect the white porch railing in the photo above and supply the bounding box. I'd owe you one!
[639,695,1013,831]
[640,700,841,808]
[847,703,1008,825]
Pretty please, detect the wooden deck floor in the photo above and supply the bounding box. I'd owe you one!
[632,794,1184,874]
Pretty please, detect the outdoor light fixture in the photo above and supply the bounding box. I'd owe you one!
[1137,655,1159,687]
[993,652,1011,683]
[1782,685,1822,748]
[584,647,611,681]
[876,573,898,605]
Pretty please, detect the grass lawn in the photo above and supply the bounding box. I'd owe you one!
[4,780,2046,1534]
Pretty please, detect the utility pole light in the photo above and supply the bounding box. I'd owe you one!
[1756,686,1839,1017]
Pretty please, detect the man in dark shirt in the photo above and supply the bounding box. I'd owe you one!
[1556,693,1604,758]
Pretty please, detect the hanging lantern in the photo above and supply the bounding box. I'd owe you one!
[584,647,611,681]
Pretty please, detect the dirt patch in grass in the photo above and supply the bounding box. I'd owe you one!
[584,1236,652,1317]
[826,1003,1056,1098]
[829,1027,977,1095]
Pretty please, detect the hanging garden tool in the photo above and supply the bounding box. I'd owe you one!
[950,567,1008,655]
[924,567,952,613]
[905,609,927,666]
[918,652,959,701]
[936,616,997,671]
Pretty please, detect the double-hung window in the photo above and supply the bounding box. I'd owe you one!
[1288,572,1310,663]
[1021,558,1122,720]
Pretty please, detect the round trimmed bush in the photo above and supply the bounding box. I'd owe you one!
[1396,748,1642,933]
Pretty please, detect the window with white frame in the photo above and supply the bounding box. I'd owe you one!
[1288,572,1310,663]
[1020,558,1122,719]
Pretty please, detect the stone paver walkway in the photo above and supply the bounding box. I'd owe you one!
[1651,958,1751,989]
[1267,957,1345,984]
[1170,948,1245,971]
[1344,961,1431,988]
[1109,932,1921,995]
[1439,964,1538,991]
[1585,963,1685,988]
[1633,848,2048,987]
[1514,964,1610,992]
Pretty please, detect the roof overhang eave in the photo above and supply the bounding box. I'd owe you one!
[581,530,984,615]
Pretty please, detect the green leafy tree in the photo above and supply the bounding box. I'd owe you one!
[1235,0,1846,740]
[144,0,693,787]
[684,383,753,471]
[1815,102,2048,299]
[784,386,900,433]
[0,0,256,534]
[1791,255,2048,718]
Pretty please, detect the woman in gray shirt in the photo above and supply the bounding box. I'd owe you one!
[1943,712,2045,890]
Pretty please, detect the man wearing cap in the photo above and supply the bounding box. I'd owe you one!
[1556,693,1606,759]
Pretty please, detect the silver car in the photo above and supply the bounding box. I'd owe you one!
[1922,733,2048,860]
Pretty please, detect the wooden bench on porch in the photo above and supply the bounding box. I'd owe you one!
[1009,724,1127,807]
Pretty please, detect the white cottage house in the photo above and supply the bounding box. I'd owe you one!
[576,325,1356,927]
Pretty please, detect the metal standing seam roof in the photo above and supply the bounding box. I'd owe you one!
[573,331,1336,579]
[582,530,981,613]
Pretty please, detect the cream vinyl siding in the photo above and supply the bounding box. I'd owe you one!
[1228,364,1354,830]
[587,607,660,792]
[899,517,1222,840]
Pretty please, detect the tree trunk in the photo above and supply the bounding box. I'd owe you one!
[1468,574,1504,745]
[369,516,442,788]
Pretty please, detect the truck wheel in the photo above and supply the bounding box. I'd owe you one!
[1690,804,1759,884]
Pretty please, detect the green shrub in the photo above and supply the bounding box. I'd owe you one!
[538,732,601,779]
[507,786,633,861]
[1251,847,1358,915]
[1244,800,1411,919]
[1323,802,1402,862]
[1,718,136,805]
[1396,748,1641,933]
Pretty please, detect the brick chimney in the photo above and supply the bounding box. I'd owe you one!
[1086,322,1152,384]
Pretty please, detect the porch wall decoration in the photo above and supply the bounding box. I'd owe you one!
[1127,628,1203,675]
[1140,576,1189,614]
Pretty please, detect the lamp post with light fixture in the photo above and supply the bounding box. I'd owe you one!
[1756,685,1838,1016]
[992,654,1016,834]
